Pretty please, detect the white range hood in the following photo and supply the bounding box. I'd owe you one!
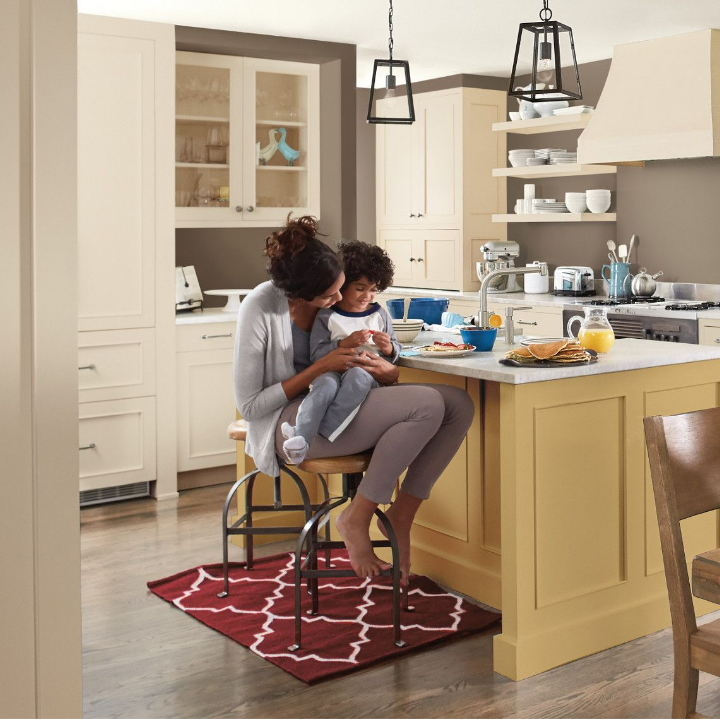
[577,29,720,165]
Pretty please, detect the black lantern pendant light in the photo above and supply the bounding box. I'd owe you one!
[366,0,415,124]
[508,0,582,103]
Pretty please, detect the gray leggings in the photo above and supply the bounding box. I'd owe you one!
[275,383,474,504]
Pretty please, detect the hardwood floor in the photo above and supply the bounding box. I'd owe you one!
[82,485,720,718]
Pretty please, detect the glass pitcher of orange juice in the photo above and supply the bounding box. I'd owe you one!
[567,307,615,353]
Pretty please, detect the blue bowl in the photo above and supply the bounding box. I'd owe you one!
[459,327,497,352]
[386,297,449,326]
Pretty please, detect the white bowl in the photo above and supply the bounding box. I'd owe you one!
[566,199,588,214]
[393,328,422,343]
[587,196,611,213]
[391,318,423,328]
[586,189,611,196]
[534,100,570,117]
[509,112,521,121]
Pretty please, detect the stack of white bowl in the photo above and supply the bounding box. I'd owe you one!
[508,149,535,168]
[391,318,423,344]
[586,189,612,213]
[565,192,587,214]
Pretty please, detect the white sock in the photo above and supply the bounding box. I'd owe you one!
[281,422,295,440]
[283,436,309,465]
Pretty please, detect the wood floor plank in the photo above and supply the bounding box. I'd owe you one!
[81,485,720,718]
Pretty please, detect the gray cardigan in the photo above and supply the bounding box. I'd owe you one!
[233,281,294,477]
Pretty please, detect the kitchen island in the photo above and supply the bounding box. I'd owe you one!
[393,335,720,680]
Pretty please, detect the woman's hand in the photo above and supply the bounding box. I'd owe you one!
[348,351,399,385]
[315,347,360,374]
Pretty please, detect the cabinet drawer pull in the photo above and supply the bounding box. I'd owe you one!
[409,213,416,218]
[516,320,538,326]
[417,257,424,263]
[79,443,96,451]
[409,257,416,262]
[715,339,720,344]
[78,364,96,371]
[202,333,232,340]
[417,213,424,218]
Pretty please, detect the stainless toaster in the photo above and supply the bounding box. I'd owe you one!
[553,266,595,296]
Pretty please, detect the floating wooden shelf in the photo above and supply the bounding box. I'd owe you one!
[175,162,229,169]
[492,163,617,179]
[492,114,593,135]
[176,115,229,124]
[256,120,306,127]
[493,213,616,223]
[256,165,306,172]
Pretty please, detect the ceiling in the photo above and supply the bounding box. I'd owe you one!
[78,0,720,86]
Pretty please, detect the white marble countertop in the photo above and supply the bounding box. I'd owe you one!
[398,333,720,385]
[382,287,605,310]
[176,308,238,325]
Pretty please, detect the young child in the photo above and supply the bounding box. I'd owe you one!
[281,240,401,464]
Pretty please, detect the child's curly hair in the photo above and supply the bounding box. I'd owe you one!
[337,240,395,293]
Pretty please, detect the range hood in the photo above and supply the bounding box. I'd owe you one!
[578,29,720,164]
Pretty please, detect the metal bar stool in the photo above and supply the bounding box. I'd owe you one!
[217,419,332,598]
[288,453,412,651]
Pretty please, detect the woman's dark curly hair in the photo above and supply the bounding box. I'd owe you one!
[265,215,343,300]
[337,240,395,293]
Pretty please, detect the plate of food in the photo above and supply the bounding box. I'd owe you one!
[519,337,568,346]
[417,341,476,358]
[500,339,598,367]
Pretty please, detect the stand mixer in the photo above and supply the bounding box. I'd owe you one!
[476,241,522,293]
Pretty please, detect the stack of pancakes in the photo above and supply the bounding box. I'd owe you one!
[505,339,591,364]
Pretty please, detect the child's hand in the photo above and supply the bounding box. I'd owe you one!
[339,330,371,348]
[372,331,393,355]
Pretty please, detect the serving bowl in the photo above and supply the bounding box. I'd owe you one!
[391,318,423,343]
[459,326,497,352]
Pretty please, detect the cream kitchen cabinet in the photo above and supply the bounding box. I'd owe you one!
[175,53,320,228]
[78,15,176,503]
[379,229,461,290]
[376,86,507,292]
[700,320,720,346]
[176,321,237,472]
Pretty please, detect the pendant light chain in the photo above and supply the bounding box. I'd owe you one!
[539,0,552,22]
[388,0,394,62]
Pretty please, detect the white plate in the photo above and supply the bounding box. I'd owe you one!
[203,288,253,312]
[520,337,568,346]
[417,345,476,358]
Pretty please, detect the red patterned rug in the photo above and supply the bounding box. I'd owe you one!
[147,550,500,684]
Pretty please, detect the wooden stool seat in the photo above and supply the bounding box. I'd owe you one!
[227,419,248,441]
[693,548,720,604]
[298,452,372,475]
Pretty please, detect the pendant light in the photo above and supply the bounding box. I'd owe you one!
[508,0,582,103]
[366,0,415,124]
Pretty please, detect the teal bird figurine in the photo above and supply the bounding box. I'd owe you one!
[276,128,300,166]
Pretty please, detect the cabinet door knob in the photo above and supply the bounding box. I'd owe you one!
[417,213,424,218]
[715,339,720,344]
[247,205,255,212]
[235,206,243,212]
[79,443,96,451]
[78,364,96,371]
[417,257,424,263]
[409,257,416,262]
[409,213,416,218]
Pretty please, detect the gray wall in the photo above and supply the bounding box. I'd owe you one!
[508,59,720,284]
[175,27,356,307]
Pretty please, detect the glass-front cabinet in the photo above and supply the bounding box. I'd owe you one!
[175,53,320,228]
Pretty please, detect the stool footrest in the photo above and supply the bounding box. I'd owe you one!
[228,526,306,536]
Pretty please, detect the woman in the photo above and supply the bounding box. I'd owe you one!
[234,216,474,582]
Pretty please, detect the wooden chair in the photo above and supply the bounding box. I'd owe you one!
[645,406,720,718]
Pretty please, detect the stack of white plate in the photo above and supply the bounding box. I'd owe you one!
[549,151,578,164]
[535,148,565,160]
[538,202,569,214]
[508,149,536,168]
[586,189,611,213]
[391,318,424,343]
[526,157,547,166]
[553,105,595,116]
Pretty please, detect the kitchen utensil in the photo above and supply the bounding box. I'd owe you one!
[203,289,252,312]
[566,307,616,353]
[630,268,664,297]
[601,262,632,299]
[553,266,595,296]
[618,244,628,262]
[476,241,522,293]
[628,234,637,262]
[403,297,410,321]
[607,240,619,263]
[608,253,616,265]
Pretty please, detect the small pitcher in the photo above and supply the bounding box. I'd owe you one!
[601,262,632,299]
[567,307,615,354]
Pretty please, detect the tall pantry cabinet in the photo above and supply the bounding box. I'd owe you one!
[375,87,507,292]
[77,15,177,502]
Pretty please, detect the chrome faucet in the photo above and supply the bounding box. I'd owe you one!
[478,266,548,329]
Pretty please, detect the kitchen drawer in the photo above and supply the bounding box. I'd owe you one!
[78,396,156,492]
[176,321,236,352]
[78,328,155,403]
[513,308,563,337]
[699,322,720,346]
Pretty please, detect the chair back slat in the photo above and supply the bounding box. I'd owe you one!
[660,407,720,520]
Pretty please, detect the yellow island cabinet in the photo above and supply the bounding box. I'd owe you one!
[236,336,720,681]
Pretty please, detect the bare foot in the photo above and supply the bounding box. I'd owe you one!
[376,507,411,585]
[336,508,391,579]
